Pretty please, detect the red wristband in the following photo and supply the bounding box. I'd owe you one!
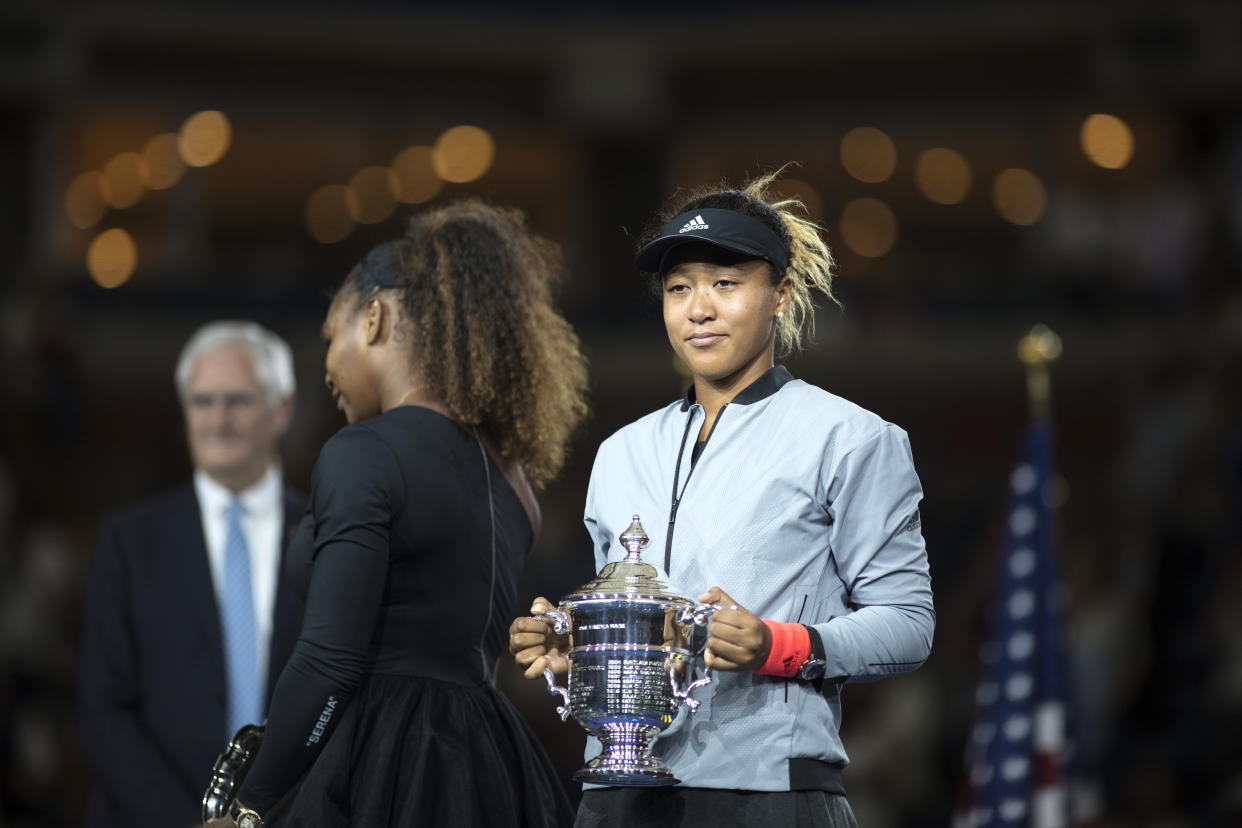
[755,620,811,677]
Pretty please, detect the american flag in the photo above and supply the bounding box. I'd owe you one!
[956,420,1086,828]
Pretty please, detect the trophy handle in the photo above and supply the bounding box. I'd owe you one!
[677,601,717,628]
[535,608,571,721]
[538,607,571,635]
[670,600,718,712]
[669,664,713,712]
[543,667,572,721]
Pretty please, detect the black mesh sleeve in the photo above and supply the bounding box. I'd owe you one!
[237,425,403,814]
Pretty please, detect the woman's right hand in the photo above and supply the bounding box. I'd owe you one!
[508,597,570,679]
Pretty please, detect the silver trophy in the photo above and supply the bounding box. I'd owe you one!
[541,515,716,786]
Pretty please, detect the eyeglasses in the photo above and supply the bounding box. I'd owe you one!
[185,391,262,411]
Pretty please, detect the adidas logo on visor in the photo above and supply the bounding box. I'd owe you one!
[678,215,708,233]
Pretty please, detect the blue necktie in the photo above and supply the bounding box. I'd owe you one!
[222,497,262,736]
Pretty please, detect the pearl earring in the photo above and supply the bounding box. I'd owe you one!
[776,312,785,319]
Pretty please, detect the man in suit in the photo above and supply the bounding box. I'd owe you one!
[78,321,307,828]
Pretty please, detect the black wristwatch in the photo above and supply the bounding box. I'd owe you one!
[230,800,263,828]
[797,624,826,681]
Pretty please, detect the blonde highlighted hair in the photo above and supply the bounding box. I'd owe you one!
[641,166,837,357]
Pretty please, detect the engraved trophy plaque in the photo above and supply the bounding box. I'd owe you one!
[541,515,715,785]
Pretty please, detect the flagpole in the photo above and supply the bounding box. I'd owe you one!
[957,324,1080,828]
[1018,324,1062,422]
[1020,324,1077,828]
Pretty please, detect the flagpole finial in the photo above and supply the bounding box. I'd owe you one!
[1018,325,1061,419]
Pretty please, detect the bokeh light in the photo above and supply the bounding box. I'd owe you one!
[840,127,897,184]
[140,133,186,190]
[914,147,972,205]
[992,168,1047,226]
[1080,113,1134,170]
[390,146,444,204]
[306,184,355,243]
[840,197,899,257]
[431,125,495,183]
[100,152,148,210]
[345,166,399,225]
[86,228,138,288]
[178,110,232,168]
[1018,323,1063,364]
[65,171,107,229]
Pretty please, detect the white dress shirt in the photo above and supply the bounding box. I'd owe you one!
[194,465,284,694]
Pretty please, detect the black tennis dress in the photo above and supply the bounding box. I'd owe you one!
[235,406,573,827]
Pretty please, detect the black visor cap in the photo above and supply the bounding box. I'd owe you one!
[634,208,790,276]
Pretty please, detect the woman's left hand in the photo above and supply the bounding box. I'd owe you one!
[697,587,772,672]
[202,819,234,827]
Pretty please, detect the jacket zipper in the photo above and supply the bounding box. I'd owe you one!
[664,403,728,574]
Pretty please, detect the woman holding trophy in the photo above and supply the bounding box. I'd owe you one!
[209,201,587,828]
[510,171,935,827]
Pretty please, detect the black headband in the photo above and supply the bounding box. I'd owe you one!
[354,241,406,291]
[634,208,790,276]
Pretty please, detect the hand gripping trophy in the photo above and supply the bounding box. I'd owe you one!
[539,515,716,785]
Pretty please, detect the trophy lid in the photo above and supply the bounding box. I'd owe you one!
[561,515,689,604]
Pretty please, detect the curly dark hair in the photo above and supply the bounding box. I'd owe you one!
[338,200,589,488]
[638,168,837,357]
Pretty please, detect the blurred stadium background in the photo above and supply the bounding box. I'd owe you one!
[1,1,1240,825]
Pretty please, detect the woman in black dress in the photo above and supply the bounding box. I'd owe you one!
[215,201,588,827]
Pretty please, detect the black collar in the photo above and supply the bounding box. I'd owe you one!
[679,365,794,412]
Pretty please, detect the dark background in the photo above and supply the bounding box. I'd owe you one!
[2,1,1241,825]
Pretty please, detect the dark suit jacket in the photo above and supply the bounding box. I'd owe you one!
[78,482,306,828]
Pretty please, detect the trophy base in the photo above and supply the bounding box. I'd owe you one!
[574,720,679,787]
[573,764,679,787]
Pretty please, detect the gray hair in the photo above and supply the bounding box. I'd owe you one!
[174,320,296,404]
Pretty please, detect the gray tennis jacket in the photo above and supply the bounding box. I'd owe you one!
[582,365,935,791]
